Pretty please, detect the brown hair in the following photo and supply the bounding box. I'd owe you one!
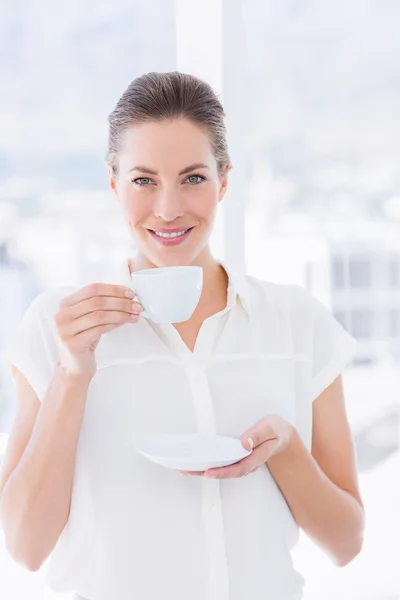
[106,71,231,177]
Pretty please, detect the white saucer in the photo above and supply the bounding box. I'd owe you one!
[133,433,252,471]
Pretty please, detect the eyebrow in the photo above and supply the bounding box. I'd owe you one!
[128,163,210,176]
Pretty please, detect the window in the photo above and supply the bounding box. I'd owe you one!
[389,259,400,288]
[351,310,373,339]
[349,259,372,289]
[390,310,400,338]
[332,259,345,289]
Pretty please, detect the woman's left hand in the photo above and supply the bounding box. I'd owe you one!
[177,414,295,479]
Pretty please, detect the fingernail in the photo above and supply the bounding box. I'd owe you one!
[130,313,139,321]
[247,437,254,450]
[125,290,135,299]
[132,301,142,313]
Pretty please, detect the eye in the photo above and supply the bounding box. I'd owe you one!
[132,177,154,186]
[185,174,206,185]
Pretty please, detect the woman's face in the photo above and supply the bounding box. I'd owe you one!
[109,118,228,268]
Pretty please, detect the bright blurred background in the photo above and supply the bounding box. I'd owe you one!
[0,1,399,599]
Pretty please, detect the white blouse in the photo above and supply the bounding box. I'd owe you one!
[3,259,356,600]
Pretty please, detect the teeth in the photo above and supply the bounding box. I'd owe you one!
[153,229,189,239]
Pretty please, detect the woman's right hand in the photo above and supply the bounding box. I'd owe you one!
[54,283,142,380]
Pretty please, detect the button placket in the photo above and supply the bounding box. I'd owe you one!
[201,477,230,600]
[189,320,230,600]
[157,317,231,600]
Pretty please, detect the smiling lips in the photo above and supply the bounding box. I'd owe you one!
[147,227,194,246]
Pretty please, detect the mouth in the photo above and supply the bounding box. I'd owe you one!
[146,227,195,246]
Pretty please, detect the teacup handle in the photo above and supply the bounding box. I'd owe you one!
[131,288,148,319]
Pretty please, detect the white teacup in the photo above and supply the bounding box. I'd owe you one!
[130,266,203,324]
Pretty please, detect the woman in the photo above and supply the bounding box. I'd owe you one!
[0,72,364,600]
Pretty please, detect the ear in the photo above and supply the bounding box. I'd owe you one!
[218,164,230,203]
[107,165,120,203]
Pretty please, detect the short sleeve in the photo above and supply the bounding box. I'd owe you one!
[307,293,357,401]
[286,285,357,402]
[1,289,64,401]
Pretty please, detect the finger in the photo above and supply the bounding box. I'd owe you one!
[64,309,137,337]
[177,470,205,476]
[69,321,131,349]
[204,460,256,479]
[241,436,255,453]
[204,439,275,479]
[60,296,141,323]
[241,416,278,449]
[132,301,143,314]
[60,283,135,308]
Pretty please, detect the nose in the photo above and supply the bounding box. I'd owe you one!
[154,188,184,222]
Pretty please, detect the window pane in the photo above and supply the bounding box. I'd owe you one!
[389,259,400,288]
[332,259,345,289]
[390,310,400,338]
[351,310,373,338]
[349,259,371,289]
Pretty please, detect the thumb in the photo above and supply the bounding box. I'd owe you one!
[241,436,254,452]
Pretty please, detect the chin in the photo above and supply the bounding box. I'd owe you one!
[152,253,192,268]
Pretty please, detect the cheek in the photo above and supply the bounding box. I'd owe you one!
[120,191,148,225]
[188,188,219,220]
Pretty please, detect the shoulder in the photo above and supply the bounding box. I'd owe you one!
[20,285,79,334]
[244,274,319,321]
[27,285,78,316]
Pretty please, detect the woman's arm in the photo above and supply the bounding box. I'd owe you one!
[0,365,91,571]
[266,376,365,566]
[0,282,137,571]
